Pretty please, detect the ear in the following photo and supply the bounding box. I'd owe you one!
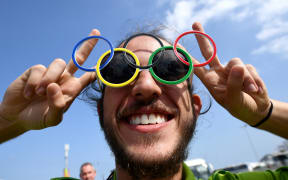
[192,94,202,118]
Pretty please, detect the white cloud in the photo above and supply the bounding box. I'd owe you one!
[163,0,251,38]
[162,0,288,58]
[256,20,288,40]
[166,1,195,31]
[252,35,288,57]
[255,0,288,23]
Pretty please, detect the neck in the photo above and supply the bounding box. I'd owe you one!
[115,163,183,180]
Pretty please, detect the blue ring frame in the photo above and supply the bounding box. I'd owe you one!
[72,36,114,72]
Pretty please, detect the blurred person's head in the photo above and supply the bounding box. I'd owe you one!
[79,162,96,180]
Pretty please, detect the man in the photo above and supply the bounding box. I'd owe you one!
[80,162,96,180]
[0,22,288,179]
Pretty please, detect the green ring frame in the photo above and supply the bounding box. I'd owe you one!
[148,46,193,85]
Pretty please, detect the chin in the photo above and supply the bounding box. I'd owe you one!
[126,144,176,163]
[115,140,188,179]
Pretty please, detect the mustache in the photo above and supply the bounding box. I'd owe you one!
[116,99,178,120]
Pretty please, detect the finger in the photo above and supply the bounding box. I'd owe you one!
[191,58,208,81]
[35,59,66,96]
[66,29,101,75]
[226,65,245,106]
[245,64,270,110]
[246,65,266,94]
[177,42,207,80]
[23,65,46,99]
[225,58,258,93]
[79,71,97,89]
[192,22,221,67]
[44,83,66,128]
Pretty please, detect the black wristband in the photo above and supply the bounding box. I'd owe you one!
[251,101,273,127]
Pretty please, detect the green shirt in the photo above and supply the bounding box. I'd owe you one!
[182,163,288,180]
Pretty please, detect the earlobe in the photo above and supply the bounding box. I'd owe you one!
[192,94,202,118]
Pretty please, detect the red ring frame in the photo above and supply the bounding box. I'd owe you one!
[173,31,217,67]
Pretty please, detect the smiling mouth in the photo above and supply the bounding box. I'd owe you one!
[127,113,175,125]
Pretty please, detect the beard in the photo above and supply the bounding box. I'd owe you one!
[101,100,197,179]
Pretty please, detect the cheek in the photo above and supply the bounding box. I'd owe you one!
[164,83,192,109]
[103,88,127,120]
[167,84,193,123]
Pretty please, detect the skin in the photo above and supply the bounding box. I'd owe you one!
[0,22,288,179]
[80,164,96,180]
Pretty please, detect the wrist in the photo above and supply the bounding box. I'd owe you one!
[251,101,273,127]
[0,103,27,143]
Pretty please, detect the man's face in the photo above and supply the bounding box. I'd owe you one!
[80,165,96,180]
[101,36,202,178]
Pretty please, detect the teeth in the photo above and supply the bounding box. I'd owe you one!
[130,114,167,125]
[149,114,157,124]
[141,114,149,124]
[135,116,141,124]
[157,115,165,124]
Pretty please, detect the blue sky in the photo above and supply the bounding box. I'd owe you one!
[0,0,287,179]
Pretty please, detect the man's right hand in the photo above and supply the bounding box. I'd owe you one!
[0,29,100,142]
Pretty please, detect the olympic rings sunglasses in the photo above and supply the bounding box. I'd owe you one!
[72,31,217,88]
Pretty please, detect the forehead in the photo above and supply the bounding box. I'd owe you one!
[82,165,93,170]
[119,35,186,52]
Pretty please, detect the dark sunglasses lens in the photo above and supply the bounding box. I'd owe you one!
[152,49,189,81]
[100,52,136,84]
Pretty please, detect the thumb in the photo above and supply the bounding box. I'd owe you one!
[44,83,66,127]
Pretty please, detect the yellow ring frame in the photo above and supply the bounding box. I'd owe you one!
[96,48,140,87]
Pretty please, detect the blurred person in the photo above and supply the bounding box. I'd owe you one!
[80,162,96,180]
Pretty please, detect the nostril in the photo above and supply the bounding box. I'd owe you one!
[152,93,159,100]
[134,92,159,98]
[135,93,142,97]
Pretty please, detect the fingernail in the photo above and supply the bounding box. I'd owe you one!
[36,87,45,95]
[248,84,257,92]
[258,86,264,94]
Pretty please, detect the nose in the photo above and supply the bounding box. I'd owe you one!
[131,70,162,102]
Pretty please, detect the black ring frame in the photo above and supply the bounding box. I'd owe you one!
[122,33,164,69]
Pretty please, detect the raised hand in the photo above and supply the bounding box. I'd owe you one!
[0,29,100,142]
[191,22,271,126]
